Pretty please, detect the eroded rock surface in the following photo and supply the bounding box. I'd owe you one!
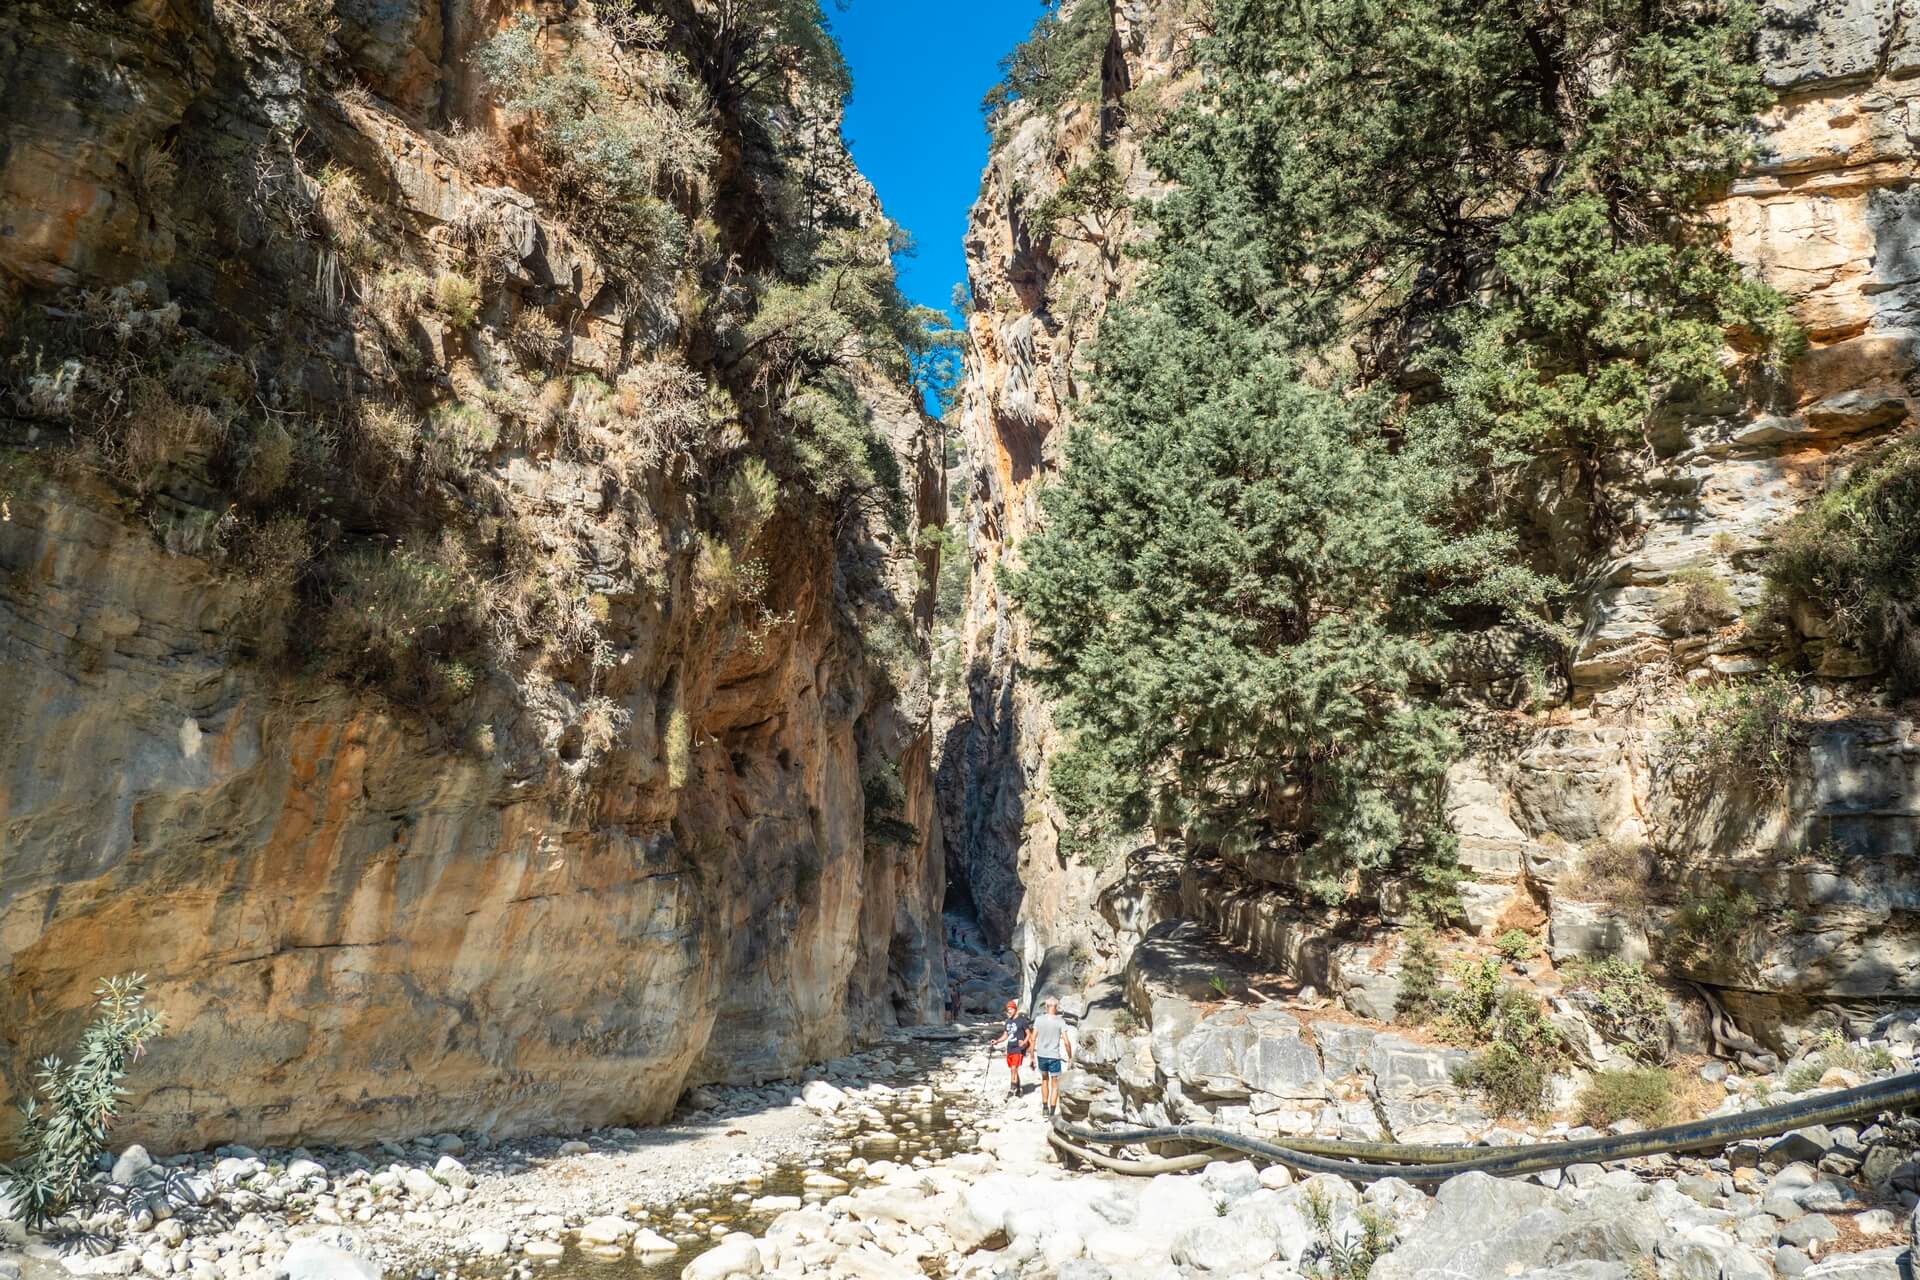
[0,0,945,1150]
[946,0,1920,1045]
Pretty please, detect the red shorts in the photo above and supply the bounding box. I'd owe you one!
[1006,1053,1024,1069]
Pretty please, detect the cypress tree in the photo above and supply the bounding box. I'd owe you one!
[1011,0,1793,900]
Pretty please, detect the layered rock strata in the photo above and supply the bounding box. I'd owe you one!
[0,0,944,1150]
[949,0,1920,1039]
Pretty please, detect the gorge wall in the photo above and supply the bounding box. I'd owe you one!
[947,0,1920,1043]
[941,0,1195,989]
[0,0,945,1150]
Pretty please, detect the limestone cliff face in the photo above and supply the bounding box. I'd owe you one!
[953,0,1920,1041]
[0,0,945,1150]
[942,0,1196,991]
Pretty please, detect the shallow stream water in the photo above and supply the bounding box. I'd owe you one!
[534,1090,987,1280]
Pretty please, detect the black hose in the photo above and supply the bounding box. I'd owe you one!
[1052,1069,1920,1186]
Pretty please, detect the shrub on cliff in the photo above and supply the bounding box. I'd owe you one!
[1657,566,1741,636]
[667,0,851,120]
[1148,0,1797,505]
[731,221,950,528]
[1441,959,1567,1118]
[1576,1067,1678,1129]
[1765,432,1920,689]
[1565,958,1670,1065]
[478,14,713,268]
[983,0,1113,122]
[2,976,163,1230]
[1660,671,1809,794]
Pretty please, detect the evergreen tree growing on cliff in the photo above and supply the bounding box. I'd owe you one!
[1011,0,1790,896]
[1156,0,1800,510]
[1010,274,1516,899]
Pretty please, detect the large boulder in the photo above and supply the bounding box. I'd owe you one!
[680,1234,762,1280]
[1368,1035,1485,1140]
[1170,1220,1277,1274]
[283,1244,381,1280]
[1372,1174,1567,1280]
[1169,1006,1330,1102]
[111,1146,156,1185]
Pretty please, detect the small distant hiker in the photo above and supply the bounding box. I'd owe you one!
[991,999,1033,1096]
[1033,996,1074,1114]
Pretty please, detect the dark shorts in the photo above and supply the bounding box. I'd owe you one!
[1038,1056,1063,1075]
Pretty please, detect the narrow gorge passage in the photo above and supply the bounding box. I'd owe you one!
[8,1,1920,1279]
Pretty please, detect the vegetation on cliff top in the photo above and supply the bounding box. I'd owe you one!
[0,0,948,760]
[1764,432,1920,690]
[982,0,1114,124]
[1012,0,1795,898]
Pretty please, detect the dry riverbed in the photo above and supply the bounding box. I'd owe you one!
[1,1026,1009,1280]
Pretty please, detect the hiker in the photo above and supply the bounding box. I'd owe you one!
[991,999,1033,1096]
[1033,995,1074,1114]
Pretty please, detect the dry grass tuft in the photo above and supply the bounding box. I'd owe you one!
[431,272,483,329]
[1568,836,1652,908]
[117,377,223,491]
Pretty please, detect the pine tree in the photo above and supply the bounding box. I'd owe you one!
[1011,0,1789,899]
[1009,280,1506,898]
[1148,0,1799,501]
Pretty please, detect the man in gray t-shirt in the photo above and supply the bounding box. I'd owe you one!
[1031,996,1074,1113]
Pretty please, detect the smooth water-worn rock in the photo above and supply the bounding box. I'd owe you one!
[281,1244,380,1280]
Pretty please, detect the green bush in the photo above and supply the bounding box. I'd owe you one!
[427,402,498,461]
[1394,925,1443,1024]
[1304,1186,1395,1280]
[719,456,780,544]
[477,14,711,263]
[430,272,481,329]
[1440,957,1566,1118]
[1661,672,1809,793]
[1783,1028,1896,1091]
[1672,886,1758,954]
[983,0,1113,121]
[320,544,476,701]
[1567,959,1669,1065]
[1495,929,1538,963]
[1657,566,1740,635]
[736,223,947,527]
[1766,433,1920,689]
[1575,1067,1677,1129]
[1456,1036,1561,1121]
[2,976,163,1229]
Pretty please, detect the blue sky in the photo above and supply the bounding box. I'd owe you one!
[832,0,1041,319]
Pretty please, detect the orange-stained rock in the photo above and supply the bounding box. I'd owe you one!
[0,0,947,1154]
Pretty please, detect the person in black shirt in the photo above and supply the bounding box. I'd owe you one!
[990,999,1034,1096]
